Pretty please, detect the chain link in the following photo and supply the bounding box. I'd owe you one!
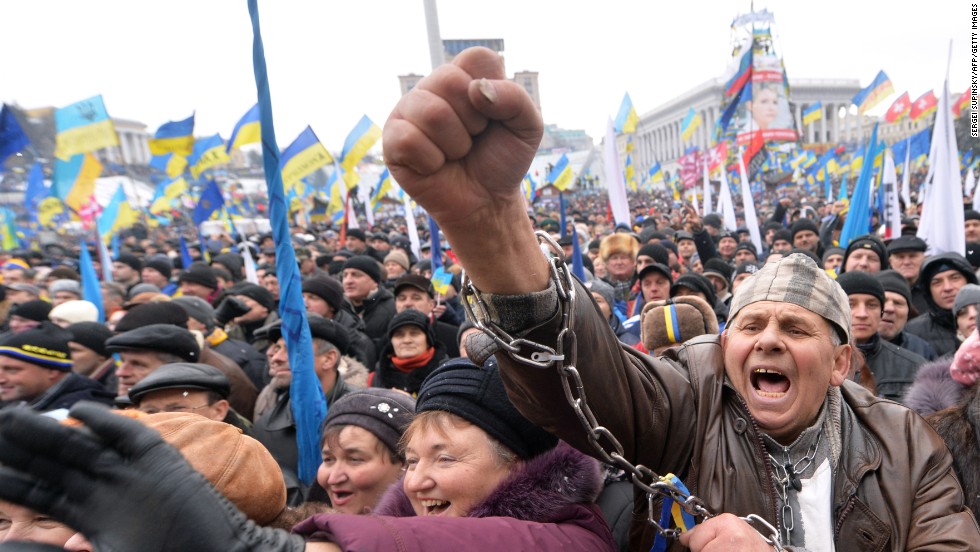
[460,231,782,548]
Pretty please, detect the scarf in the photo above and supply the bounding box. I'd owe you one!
[390,347,436,373]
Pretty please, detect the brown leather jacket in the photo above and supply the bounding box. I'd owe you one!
[490,279,979,551]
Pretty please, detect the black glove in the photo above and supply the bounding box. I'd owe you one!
[0,403,306,552]
[214,296,251,325]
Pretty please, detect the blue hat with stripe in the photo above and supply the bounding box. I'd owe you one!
[0,323,73,371]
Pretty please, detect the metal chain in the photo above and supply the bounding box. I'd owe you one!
[461,231,782,549]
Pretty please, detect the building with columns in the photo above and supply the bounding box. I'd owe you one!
[99,118,152,167]
[629,78,865,175]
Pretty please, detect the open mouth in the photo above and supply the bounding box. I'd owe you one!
[330,490,354,505]
[420,499,451,515]
[750,368,790,397]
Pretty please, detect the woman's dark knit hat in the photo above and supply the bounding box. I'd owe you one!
[415,357,558,460]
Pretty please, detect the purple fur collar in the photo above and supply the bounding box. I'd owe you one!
[374,441,602,522]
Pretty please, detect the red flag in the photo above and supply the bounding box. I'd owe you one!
[910,90,938,121]
[953,89,971,117]
[742,130,765,178]
[708,142,728,173]
[884,92,910,123]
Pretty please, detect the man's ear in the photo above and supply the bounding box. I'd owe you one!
[828,342,852,387]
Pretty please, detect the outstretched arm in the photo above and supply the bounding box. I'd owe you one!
[384,46,548,295]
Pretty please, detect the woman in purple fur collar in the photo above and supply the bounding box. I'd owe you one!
[294,357,615,552]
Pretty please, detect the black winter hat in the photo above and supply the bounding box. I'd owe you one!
[702,214,723,229]
[670,273,717,307]
[67,321,114,358]
[393,274,434,297]
[172,296,216,330]
[114,302,189,333]
[703,258,735,282]
[323,388,416,457]
[346,228,367,242]
[772,229,793,245]
[9,300,52,323]
[965,209,980,222]
[258,316,351,355]
[836,270,885,306]
[212,253,244,279]
[415,357,558,460]
[142,256,173,280]
[790,218,819,239]
[840,234,888,274]
[229,282,276,313]
[885,235,927,254]
[128,362,230,404]
[114,253,142,272]
[874,270,912,308]
[178,264,218,290]
[105,324,200,361]
[0,322,73,371]
[734,242,758,258]
[343,255,382,283]
[302,277,345,313]
[732,262,762,283]
[387,309,434,346]
[637,243,670,266]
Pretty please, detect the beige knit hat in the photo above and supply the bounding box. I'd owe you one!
[641,295,718,352]
[728,253,851,342]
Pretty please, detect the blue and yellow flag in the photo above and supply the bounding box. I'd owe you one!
[148,114,195,156]
[25,162,48,210]
[614,93,639,134]
[0,104,30,168]
[280,126,333,190]
[0,208,20,250]
[97,185,139,239]
[37,197,65,228]
[852,70,894,114]
[680,108,702,142]
[54,95,118,161]
[188,134,230,178]
[522,172,537,201]
[53,153,102,213]
[150,177,188,215]
[150,152,188,178]
[227,104,261,152]
[340,115,381,176]
[625,154,636,192]
[649,162,664,185]
[548,153,574,191]
[370,168,392,212]
[802,102,823,126]
[192,179,225,226]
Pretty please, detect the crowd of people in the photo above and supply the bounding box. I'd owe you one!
[0,46,978,551]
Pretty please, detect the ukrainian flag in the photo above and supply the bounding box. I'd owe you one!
[148,115,195,156]
[625,154,636,192]
[370,168,392,212]
[802,103,823,126]
[680,108,702,142]
[37,197,65,228]
[280,126,333,190]
[188,134,230,178]
[150,153,188,178]
[851,71,894,114]
[614,93,639,134]
[522,172,537,201]
[548,153,574,191]
[97,185,139,239]
[649,162,664,185]
[54,95,118,161]
[0,208,20,250]
[340,115,381,173]
[227,104,261,153]
[53,153,102,213]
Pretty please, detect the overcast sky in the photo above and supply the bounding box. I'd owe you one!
[1,1,965,153]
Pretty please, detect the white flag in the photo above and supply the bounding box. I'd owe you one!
[881,151,902,239]
[403,194,421,259]
[901,141,912,207]
[242,241,259,284]
[738,154,763,253]
[603,119,631,228]
[702,159,712,216]
[717,169,738,232]
[917,75,964,255]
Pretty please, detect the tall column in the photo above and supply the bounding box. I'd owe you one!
[795,104,803,143]
[832,104,840,144]
[820,104,828,144]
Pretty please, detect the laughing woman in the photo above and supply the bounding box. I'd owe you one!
[294,358,615,551]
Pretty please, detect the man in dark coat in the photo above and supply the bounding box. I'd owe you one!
[906,252,978,356]
[0,323,113,413]
[341,255,396,343]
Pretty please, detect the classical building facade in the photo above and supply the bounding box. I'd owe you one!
[629,78,869,174]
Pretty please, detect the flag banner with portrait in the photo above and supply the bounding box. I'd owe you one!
[730,28,797,146]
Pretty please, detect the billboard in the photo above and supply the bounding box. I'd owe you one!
[735,50,797,145]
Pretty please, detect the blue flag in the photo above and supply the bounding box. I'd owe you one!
[25,162,47,209]
[570,230,585,281]
[79,242,105,322]
[192,180,225,226]
[558,192,567,237]
[839,124,879,248]
[0,104,30,170]
[179,235,194,270]
[248,0,323,485]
